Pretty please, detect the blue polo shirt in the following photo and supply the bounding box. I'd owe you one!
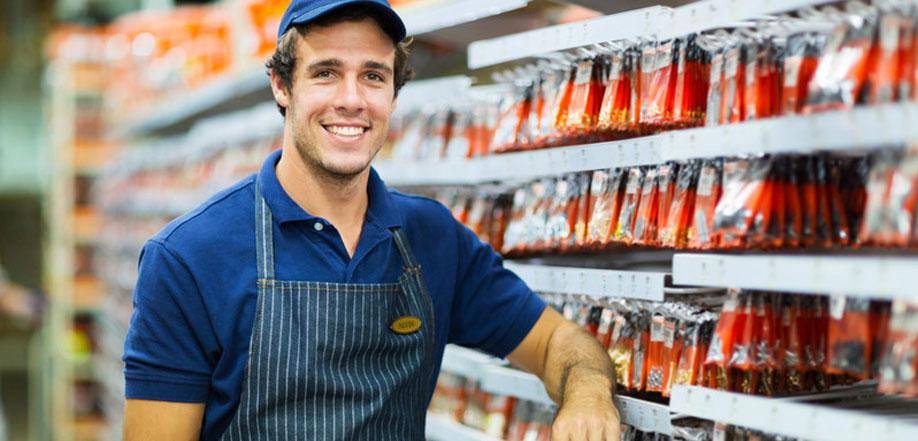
[123,149,546,439]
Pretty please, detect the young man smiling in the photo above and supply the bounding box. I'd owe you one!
[122,1,620,440]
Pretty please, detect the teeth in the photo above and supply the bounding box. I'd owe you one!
[326,125,366,137]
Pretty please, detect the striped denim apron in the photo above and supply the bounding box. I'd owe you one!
[220,184,436,440]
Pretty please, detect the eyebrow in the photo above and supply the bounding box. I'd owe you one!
[306,58,393,76]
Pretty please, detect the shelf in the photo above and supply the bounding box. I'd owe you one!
[478,364,674,435]
[479,365,555,406]
[376,103,918,186]
[468,0,840,68]
[116,66,273,138]
[400,0,530,36]
[440,344,504,381]
[662,103,918,161]
[670,385,918,441]
[615,395,673,436]
[504,262,669,302]
[672,254,918,301]
[425,413,503,441]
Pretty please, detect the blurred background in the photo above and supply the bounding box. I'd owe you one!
[0,1,620,440]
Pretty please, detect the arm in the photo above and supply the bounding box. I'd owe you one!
[508,307,620,441]
[123,400,204,441]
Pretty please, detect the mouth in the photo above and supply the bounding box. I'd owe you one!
[322,124,369,138]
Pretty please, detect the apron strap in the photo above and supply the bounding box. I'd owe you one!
[255,182,276,280]
[389,227,419,270]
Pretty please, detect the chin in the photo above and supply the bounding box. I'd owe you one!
[319,157,373,178]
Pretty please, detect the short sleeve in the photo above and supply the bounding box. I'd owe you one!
[123,240,218,402]
[448,221,546,358]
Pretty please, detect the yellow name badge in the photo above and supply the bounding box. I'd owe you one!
[390,316,422,334]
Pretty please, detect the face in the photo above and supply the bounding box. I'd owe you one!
[272,18,397,179]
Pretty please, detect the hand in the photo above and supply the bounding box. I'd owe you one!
[551,394,621,441]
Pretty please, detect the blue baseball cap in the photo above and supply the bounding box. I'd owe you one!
[276,0,407,44]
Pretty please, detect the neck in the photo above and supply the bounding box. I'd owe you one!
[275,146,370,252]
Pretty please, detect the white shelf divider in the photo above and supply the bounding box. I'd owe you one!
[468,0,841,68]
[615,395,673,436]
[376,103,918,187]
[672,254,918,301]
[670,385,918,441]
[503,262,668,302]
[425,413,503,441]
[480,365,555,406]
[401,0,530,36]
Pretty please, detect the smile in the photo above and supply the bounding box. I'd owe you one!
[323,125,368,137]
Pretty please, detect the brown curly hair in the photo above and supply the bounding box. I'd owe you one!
[265,5,415,117]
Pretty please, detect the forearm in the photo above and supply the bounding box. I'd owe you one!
[541,321,616,406]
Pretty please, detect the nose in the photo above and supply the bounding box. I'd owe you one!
[332,74,367,114]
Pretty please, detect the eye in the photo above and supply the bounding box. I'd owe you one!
[314,70,334,78]
[366,72,385,82]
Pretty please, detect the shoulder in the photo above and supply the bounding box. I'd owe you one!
[151,175,256,256]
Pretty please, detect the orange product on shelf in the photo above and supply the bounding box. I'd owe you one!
[804,6,878,112]
[550,66,577,144]
[535,68,569,148]
[656,163,679,237]
[705,289,742,390]
[826,297,873,380]
[570,173,593,249]
[754,293,780,395]
[565,58,606,136]
[705,49,726,126]
[712,158,769,249]
[646,314,667,393]
[609,316,634,389]
[688,159,723,249]
[640,40,678,132]
[863,9,909,103]
[631,313,651,391]
[661,161,698,248]
[586,168,625,249]
[783,159,804,248]
[878,300,918,397]
[721,41,746,124]
[661,318,681,397]
[826,159,852,246]
[614,167,645,244]
[596,308,617,349]
[633,167,661,246]
[491,83,534,153]
[596,50,631,135]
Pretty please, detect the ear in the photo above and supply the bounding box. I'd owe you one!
[269,69,291,111]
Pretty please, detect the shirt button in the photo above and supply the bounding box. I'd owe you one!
[314,222,324,231]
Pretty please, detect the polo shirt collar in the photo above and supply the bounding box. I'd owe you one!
[256,149,402,228]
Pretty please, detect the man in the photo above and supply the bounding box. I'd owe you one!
[122,0,620,439]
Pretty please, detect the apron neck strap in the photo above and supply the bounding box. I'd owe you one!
[389,227,419,269]
[255,181,276,280]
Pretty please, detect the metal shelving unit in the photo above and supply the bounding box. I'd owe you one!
[670,385,918,441]
[503,262,669,302]
[672,254,918,301]
[468,0,842,68]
